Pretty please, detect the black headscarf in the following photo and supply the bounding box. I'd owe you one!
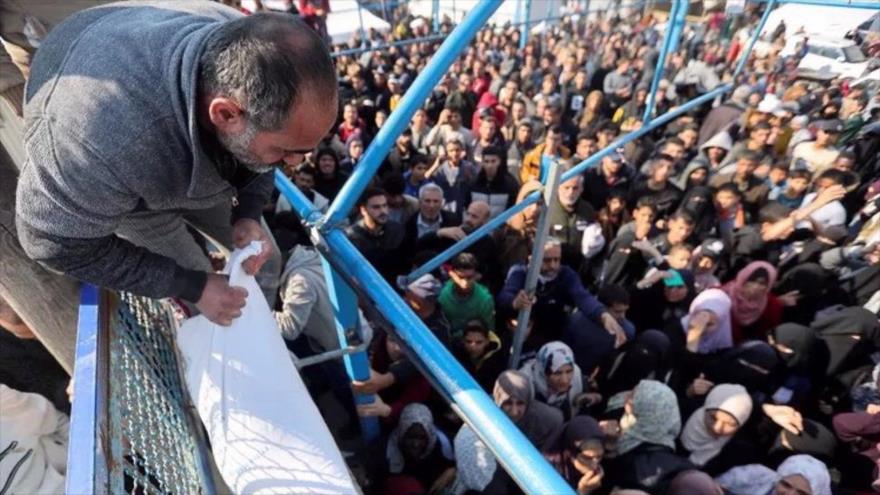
[772,323,816,372]
[768,419,838,466]
[678,186,717,238]
[600,329,671,397]
[813,306,880,380]
[711,340,780,394]
[543,415,606,487]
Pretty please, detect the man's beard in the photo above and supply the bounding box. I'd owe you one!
[217,122,281,174]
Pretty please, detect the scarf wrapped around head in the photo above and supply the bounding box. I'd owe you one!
[453,426,495,492]
[386,403,452,473]
[521,342,583,411]
[681,288,733,353]
[494,370,564,448]
[723,261,777,326]
[680,384,753,466]
[716,454,831,495]
[542,416,605,485]
[617,379,681,455]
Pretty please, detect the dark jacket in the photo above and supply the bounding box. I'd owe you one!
[345,219,408,282]
[465,171,519,219]
[402,210,458,257]
[697,101,745,146]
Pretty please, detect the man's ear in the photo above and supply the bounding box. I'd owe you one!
[207,97,246,134]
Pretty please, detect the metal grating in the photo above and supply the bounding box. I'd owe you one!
[105,293,215,494]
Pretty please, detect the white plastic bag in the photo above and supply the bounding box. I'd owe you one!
[176,242,356,494]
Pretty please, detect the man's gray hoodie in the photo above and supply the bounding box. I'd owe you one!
[275,246,371,354]
[15,1,274,302]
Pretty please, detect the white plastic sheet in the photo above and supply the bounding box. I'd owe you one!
[176,242,357,494]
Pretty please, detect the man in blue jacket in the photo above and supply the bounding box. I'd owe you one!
[497,238,627,352]
[15,2,338,326]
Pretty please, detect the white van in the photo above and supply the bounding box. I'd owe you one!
[780,36,872,80]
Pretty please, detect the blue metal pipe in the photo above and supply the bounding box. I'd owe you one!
[519,0,532,49]
[733,0,777,78]
[753,0,877,7]
[275,176,574,494]
[432,0,440,32]
[402,84,734,286]
[665,0,689,56]
[564,84,733,182]
[403,192,542,284]
[332,33,446,58]
[321,229,575,495]
[321,0,504,229]
[67,285,102,495]
[642,0,681,123]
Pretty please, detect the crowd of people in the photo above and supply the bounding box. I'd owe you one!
[266,3,880,494]
[2,1,879,494]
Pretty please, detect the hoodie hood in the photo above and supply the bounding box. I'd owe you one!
[280,245,323,284]
[700,131,733,152]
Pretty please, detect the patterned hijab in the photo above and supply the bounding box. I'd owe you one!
[521,341,584,411]
[722,261,777,326]
[617,380,682,455]
[386,403,452,473]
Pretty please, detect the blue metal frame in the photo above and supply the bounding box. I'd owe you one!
[67,284,104,495]
[734,0,777,77]
[321,0,504,229]
[520,0,532,49]
[643,0,684,123]
[753,0,878,6]
[320,258,381,441]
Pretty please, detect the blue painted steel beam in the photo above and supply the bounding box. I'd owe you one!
[321,0,504,229]
[734,0,777,78]
[67,285,103,495]
[404,84,734,284]
[274,172,574,494]
[753,0,878,7]
[665,0,689,56]
[643,0,682,123]
[520,0,532,49]
[320,258,381,441]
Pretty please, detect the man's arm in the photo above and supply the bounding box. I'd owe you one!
[497,266,526,310]
[15,123,207,301]
[274,273,317,341]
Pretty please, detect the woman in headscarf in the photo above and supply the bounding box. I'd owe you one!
[339,135,365,174]
[709,340,781,397]
[670,288,733,355]
[313,147,349,201]
[678,186,718,240]
[542,416,607,494]
[812,306,880,386]
[598,329,672,398]
[493,370,563,448]
[520,341,584,420]
[722,261,785,343]
[604,380,694,492]
[767,323,832,415]
[629,269,697,333]
[679,384,753,468]
[383,403,455,495]
[716,454,831,495]
[452,371,564,495]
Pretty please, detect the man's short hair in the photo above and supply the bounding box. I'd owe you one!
[295,163,316,177]
[789,169,812,181]
[634,197,657,211]
[739,150,761,163]
[411,153,431,168]
[670,209,696,226]
[381,174,406,196]
[759,202,793,223]
[577,130,597,142]
[450,252,479,271]
[817,168,846,185]
[547,124,564,135]
[598,284,630,307]
[481,146,506,163]
[418,183,444,200]
[199,13,337,131]
[715,182,743,198]
[359,187,386,207]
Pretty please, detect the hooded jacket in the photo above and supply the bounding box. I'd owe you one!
[275,246,371,354]
[15,2,272,302]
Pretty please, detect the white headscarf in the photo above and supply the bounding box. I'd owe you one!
[681,383,753,466]
[680,288,733,353]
